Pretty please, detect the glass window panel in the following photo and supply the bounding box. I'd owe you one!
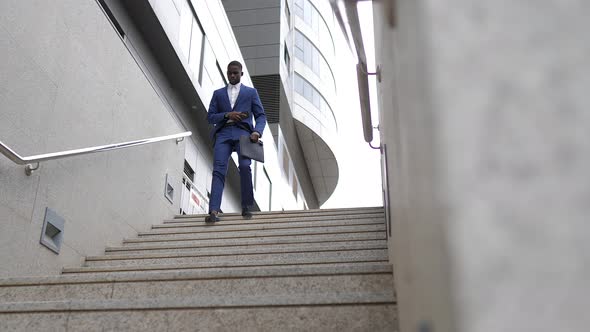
[213,65,224,88]
[318,14,334,55]
[312,52,319,74]
[294,5,303,17]
[294,74,304,93]
[312,10,319,32]
[294,48,304,61]
[295,31,303,48]
[312,89,320,108]
[188,18,203,79]
[284,46,291,75]
[178,1,193,61]
[217,61,227,85]
[320,58,336,93]
[284,0,291,23]
[292,175,298,198]
[304,41,312,66]
[294,0,303,18]
[303,1,312,25]
[303,81,312,100]
[200,39,216,86]
[283,149,290,178]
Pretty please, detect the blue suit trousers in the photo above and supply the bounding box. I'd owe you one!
[209,125,254,213]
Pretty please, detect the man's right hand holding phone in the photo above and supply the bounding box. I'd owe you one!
[225,111,248,121]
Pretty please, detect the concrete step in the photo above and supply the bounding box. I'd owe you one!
[172,206,384,221]
[118,231,386,252]
[126,224,386,243]
[165,212,385,226]
[0,264,394,303]
[62,259,390,275]
[1,207,396,331]
[110,233,387,254]
[0,298,396,332]
[0,292,394,312]
[0,263,393,285]
[152,214,384,231]
[83,249,388,268]
[97,241,386,259]
[105,238,388,255]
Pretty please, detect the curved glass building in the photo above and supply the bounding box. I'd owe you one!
[223,0,340,208]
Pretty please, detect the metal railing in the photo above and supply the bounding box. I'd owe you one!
[180,174,209,215]
[330,0,382,149]
[0,131,192,175]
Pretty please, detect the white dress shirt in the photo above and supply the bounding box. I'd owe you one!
[227,82,241,109]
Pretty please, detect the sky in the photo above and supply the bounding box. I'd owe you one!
[321,2,383,209]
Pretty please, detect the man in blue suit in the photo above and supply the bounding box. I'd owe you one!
[205,60,266,222]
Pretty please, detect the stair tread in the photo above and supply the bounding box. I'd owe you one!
[0,263,393,286]
[125,225,386,243]
[110,236,386,252]
[140,223,385,237]
[2,207,396,329]
[166,213,384,225]
[91,242,387,261]
[106,239,387,256]
[62,260,389,274]
[173,207,384,220]
[84,250,388,269]
[152,217,384,231]
[0,292,395,313]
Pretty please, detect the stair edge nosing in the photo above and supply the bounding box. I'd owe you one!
[0,293,396,313]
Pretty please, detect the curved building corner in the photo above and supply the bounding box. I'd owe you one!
[223,0,341,207]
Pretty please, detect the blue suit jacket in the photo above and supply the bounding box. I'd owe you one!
[207,84,266,140]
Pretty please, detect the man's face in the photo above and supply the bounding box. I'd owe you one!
[227,65,242,85]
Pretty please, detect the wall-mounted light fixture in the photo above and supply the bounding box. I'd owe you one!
[40,208,65,254]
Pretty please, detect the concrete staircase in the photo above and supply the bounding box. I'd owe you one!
[0,207,397,331]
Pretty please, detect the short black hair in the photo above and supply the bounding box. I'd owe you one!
[227,60,242,70]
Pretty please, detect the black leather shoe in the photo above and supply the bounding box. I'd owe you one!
[241,207,252,220]
[205,211,220,223]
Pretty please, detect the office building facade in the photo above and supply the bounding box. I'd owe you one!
[223,0,341,209]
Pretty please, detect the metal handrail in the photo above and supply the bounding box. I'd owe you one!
[180,173,209,215]
[0,131,192,175]
[330,0,382,149]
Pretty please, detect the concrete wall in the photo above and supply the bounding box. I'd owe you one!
[374,0,590,331]
[0,0,185,277]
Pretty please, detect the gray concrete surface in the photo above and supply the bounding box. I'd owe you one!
[374,0,590,331]
[0,0,183,278]
[0,207,397,330]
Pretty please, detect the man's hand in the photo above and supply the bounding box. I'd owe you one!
[250,132,261,143]
[226,111,247,122]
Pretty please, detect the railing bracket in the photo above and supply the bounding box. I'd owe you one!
[368,65,382,83]
[359,64,382,83]
[176,137,185,144]
[25,163,40,176]
[369,141,381,150]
